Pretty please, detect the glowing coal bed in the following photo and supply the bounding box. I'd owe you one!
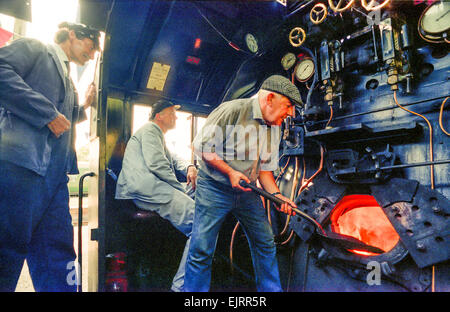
[330,195,400,256]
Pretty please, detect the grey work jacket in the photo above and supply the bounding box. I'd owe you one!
[115,122,189,204]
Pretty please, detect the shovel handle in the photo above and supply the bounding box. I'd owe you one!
[239,180,284,205]
[239,180,325,233]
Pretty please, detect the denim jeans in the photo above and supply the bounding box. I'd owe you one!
[0,161,76,292]
[184,172,282,292]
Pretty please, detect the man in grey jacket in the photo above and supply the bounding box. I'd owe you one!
[115,99,197,292]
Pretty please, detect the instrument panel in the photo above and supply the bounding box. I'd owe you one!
[279,0,449,116]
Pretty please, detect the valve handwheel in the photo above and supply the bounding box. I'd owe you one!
[289,27,306,47]
[328,0,355,13]
[310,3,328,25]
[361,0,391,11]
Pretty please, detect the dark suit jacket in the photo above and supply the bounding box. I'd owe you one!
[0,38,86,176]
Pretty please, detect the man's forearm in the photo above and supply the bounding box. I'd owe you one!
[258,170,280,194]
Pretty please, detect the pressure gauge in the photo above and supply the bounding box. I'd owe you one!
[281,52,296,70]
[419,1,450,34]
[245,33,259,53]
[294,58,315,82]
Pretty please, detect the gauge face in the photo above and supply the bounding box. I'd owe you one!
[295,58,315,82]
[245,33,258,53]
[281,53,296,70]
[420,1,450,34]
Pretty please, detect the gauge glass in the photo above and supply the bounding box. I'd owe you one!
[295,58,315,82]
[245,33,258,53]
[281,53,296,70]
[420,2,450,34]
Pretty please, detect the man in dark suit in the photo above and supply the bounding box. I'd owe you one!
[0,22,100,291]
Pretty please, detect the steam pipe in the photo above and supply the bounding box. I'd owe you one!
[379,159,450,171]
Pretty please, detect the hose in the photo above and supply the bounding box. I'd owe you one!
[277,157,300,237]
[278,145,325,247]
[230,155,291,271]
[297,144,325,197]
[393,91,434,189]
[439,97,449,136]
[303,47,319,111]
[229,221,240,275]
[393,91,436,292]
[325,105,333,128]
[278,146,325,246]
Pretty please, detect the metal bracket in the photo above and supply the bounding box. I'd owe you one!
[326,144,396,184]
[290,171,346,242]
[282,124,304,156]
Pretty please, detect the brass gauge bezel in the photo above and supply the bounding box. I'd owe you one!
[245,33,259,53]
[419,1,450,34]
[294,57,315,82]
[281,52,297,71]
[418,1,450,44]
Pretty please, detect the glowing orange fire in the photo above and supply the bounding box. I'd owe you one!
[330,195,400,256]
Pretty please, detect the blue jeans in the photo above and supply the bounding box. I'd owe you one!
[184,172,282,292]
[0,161,76,292]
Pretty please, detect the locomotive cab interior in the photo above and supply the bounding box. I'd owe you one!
[9,0,445,292]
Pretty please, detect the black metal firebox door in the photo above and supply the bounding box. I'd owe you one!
[282,169,449,292]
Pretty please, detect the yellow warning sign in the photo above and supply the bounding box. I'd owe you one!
[146,62,171,91]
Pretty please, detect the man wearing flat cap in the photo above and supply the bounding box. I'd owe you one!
[0,22,100,291]
[115,99,198,292]
[185,74,301,292]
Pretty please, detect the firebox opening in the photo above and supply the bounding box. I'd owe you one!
[330,195,400,256]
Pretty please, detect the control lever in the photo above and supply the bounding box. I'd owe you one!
[239,180,385,254]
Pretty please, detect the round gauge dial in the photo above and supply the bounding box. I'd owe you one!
[245,33,259,53]
[281,52,296,70]
[420,1,450,34]
[294,58,315,82]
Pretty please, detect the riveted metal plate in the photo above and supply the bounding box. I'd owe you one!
[290,171,346,241]
[371,179,450,268]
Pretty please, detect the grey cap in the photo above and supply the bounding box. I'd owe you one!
[261,75,303,107]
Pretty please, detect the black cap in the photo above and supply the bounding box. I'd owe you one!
[261,75,303,107]
[151,100,180,119]
[58,22,100,49]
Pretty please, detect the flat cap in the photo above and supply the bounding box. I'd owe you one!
[58,22,101,49]
[151,99,180,119]
[261,75,303,106]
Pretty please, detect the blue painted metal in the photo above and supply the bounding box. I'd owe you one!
[77,0,449,292]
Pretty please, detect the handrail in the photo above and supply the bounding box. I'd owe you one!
[77,172,95,292]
